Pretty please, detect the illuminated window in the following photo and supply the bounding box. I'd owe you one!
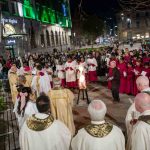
[18,2,23,17]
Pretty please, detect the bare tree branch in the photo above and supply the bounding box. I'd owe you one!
[118,0,150,11]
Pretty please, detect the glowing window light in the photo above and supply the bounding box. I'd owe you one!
[18,2,23,17]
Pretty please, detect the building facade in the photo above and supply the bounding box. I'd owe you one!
[117,10,150,42]
[0,0,72,57]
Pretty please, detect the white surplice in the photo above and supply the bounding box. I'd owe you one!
[31,73,51,95]
[64,61,76,82]
[87,58,98,71]
[19,113,71,150]
[56,64,65,79]
[125,88,150,136]
[71,120,125,150]
[127,110,150,150]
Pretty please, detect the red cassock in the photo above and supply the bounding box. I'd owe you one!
[124,55,131,63]
[142,57,150,64]
[133,66,142,95]
[108,67,113,89]
[118,63,127,93]
[126,67,134,95]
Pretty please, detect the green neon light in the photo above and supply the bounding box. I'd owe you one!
[23,0,35,19]
[13,0,72,28]
[41,6,49,23]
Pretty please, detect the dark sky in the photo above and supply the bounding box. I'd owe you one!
[70,0,121,19]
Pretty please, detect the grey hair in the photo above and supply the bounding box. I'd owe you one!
[88,100,107,121]
[136,76,149,87]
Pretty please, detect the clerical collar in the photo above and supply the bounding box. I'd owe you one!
[140,110,150,116]
[53,86,63,90]
[91,120,105,125]
[142,88,150,92]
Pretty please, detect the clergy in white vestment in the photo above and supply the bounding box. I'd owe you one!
[31,64,51,97]
[87,54,98,82]
[56,61,66,87]
[127,93,150,150]
[71,100,125,150]
[76,57,88,82]
[125,76,150,136]
[19,95,71,150]
[65,56,77,88]
[13,87,38,129]
[44,63,53,88]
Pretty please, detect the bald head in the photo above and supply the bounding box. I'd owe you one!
[135,93,150,113]
[88,100,107,121]
[136,76,149,91]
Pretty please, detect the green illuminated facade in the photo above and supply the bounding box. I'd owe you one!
[1,0,72,54]
[2,0,72,28]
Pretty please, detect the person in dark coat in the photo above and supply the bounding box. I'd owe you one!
[108,61,120,103]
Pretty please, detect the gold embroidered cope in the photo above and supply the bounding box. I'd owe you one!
[27,114,54,131]
[85,123,113,138]
[139,115,150,125]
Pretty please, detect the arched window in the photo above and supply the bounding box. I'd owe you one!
[59,31,61,45]
[46,30,50,46]
[65,32,68,44]
[55,31,59,45]
[40,33,45,47]
[62,32,64,45]
[51,31,55,46]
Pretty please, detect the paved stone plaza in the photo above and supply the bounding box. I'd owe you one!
[0,78,134,149]
[73,78,134,133]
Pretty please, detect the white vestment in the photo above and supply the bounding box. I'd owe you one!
[31,73,51,95]
[76,62,87,79]
[13,100,38,128]
[87,58,98,71]
[125,87,150,135]
[127,110,150,150]
[19,113,71,150]
[44,67,53,82]
[71,121,125,150]
[65,61,76,82]
[56,64,65,79]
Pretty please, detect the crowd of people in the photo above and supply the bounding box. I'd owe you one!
[0,46,150,150]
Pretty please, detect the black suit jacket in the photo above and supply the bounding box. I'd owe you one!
[111,67,120,89]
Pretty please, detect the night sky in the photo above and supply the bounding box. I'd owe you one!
[70,0,121,21]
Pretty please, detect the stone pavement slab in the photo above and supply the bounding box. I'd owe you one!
[73,81,134,132]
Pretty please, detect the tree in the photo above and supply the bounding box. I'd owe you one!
[118,0,150,11]
[81,15,104,46]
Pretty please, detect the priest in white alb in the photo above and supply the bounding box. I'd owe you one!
[127,93,150,150]
[19,95,71,150]
[71,100,125,150]
[31,65,51,97]
[125,76,150,136]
